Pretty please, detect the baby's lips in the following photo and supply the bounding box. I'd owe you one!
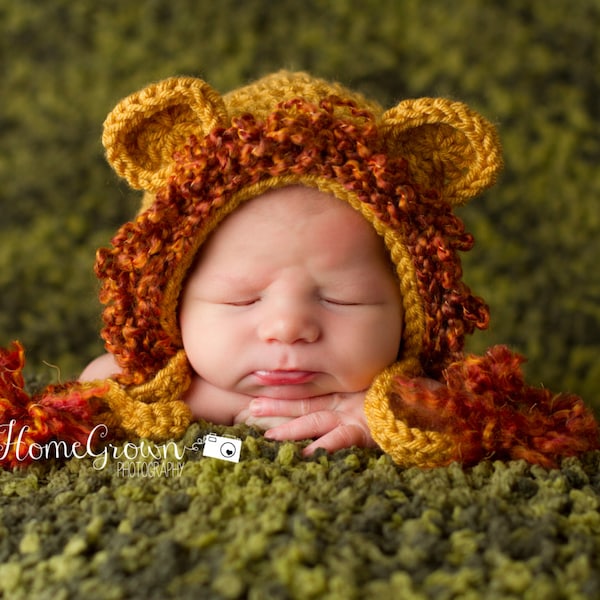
[252,370,317,386]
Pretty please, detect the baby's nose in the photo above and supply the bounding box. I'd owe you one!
[257,305,320,344]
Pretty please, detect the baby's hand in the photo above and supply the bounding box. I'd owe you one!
[248,391,377,455]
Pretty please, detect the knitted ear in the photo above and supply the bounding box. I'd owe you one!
[102,77,228,193]
[380,98,503,206]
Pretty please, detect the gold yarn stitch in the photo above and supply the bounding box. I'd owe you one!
[224,70,382,122]
[365,366,458,468]
[102,77,228,193]
[99,350,192,440]
[381,97,503,205]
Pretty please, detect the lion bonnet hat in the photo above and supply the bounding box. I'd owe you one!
[1,71,597,469]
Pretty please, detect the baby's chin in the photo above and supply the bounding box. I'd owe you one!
[233,410,294,430]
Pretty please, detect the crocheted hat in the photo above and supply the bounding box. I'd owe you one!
[91,71,598,468]
[3,71,596,470]
[96,71,500,451]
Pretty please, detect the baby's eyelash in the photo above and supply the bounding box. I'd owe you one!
[320,297,361,306]
[225,298,260,306]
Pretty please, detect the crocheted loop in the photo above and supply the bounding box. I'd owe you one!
[381,97,503,206]
[223,70,382,121]
[102,77,228,193]
[364,360,460,469]
[100,351,193,440]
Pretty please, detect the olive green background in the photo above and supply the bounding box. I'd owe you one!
[1,0,598,411]
[2,422,600,598]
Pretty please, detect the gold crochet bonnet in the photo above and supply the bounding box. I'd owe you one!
[97,71,503,464]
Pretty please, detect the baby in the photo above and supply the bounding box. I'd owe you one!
[2,70,596,470]
[81,185,404,455]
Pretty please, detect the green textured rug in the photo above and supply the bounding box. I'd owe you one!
[1,422,599,599]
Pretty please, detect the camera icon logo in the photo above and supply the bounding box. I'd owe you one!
[202,434,242,463]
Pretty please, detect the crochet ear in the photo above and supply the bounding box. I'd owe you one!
[380,98,503,206]
[102,77,228,193]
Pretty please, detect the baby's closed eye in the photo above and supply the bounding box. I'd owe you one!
[223,298,261,306]
[320,296,362,306]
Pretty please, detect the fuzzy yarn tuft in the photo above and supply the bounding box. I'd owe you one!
[0,342,107,469]
[386,345,600,468]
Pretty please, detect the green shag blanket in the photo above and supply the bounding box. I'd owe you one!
[1,422,600,600]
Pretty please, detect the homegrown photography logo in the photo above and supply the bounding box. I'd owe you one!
[0,420,242,477]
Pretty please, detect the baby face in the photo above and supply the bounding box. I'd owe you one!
[179,186,403,401]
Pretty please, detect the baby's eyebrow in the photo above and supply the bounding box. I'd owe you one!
[198,270,264,291]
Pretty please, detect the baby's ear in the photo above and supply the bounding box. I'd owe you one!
[102,77,228,193]
[380,98,503,206]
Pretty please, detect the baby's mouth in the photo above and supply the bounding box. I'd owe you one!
[253,370,317,386]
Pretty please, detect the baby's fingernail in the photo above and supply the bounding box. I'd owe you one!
[301,443,315,456]
[249,399,264,415]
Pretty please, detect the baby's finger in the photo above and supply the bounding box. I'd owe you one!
[250,396,338,418]
[302,424,375,456]
[264,410,341,441]
[243,415,295,430]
